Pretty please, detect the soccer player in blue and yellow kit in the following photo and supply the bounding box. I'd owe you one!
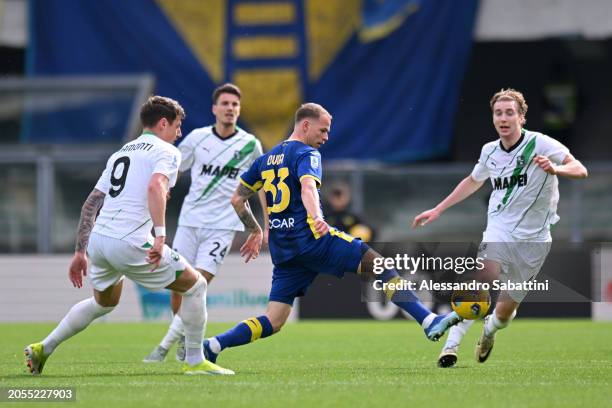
[203,103,461,365]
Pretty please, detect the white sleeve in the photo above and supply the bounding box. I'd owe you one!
[178,132,195,172]
[94,158,112,193]
[252,138,264,161]
[470,146,491,182]
[539,134,570,165]
[154,148,181,187]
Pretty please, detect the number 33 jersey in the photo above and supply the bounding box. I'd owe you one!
[92,132,181,246]
[240,140,323,265]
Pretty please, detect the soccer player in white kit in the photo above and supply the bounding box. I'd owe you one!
[143,84,265,362]
[24,96,233,375]
[412,89,588,367]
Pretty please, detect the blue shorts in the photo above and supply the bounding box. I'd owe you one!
[269,233,365,305]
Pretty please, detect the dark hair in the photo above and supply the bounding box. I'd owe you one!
[212,83,242,104]
[294,103,330,124]
[140,95,185,128]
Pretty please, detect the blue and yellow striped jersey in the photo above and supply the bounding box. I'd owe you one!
[240,140,323,264]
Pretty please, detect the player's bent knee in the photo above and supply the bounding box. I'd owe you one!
[94,296,119,308]
[93,281,123,307]
[183,273,207,298]
[199,269,215,283]
[496,307,517,322]
[166,266,199,293]
[479,260,502,283]
[495,300,518,322]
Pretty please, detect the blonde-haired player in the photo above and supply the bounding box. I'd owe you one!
[413,88,587,367]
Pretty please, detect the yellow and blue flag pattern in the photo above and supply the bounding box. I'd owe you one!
[29,0,478,162]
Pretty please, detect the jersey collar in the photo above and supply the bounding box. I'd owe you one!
[212,126,239,141]
[499,130,525,153]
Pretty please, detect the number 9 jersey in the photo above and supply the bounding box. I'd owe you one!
[92,132,181,246]
[239,140,323,265]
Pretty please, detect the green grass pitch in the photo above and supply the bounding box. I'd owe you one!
[1,320,611,407]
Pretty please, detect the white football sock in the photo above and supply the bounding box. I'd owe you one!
[178,275,207,366]
[42,297,114,355]
[484,309,516,337]
[421,313,436,329]
[444,319,475,349]
[159,314,184,350]
[208,337,221,354]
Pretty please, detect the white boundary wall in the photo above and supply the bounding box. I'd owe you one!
[592,246,612,321]
[0,254,297,323]
[476,0,612,40]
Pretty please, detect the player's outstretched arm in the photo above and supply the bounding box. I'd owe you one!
[300,176,329,236]
[70,188,105,288]
[412,175,484,228]
[231,184,263,262]
[146,173,170,270]
[533,153,588,179]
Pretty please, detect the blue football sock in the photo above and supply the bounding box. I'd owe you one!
[379,268,431,324]
[217,315,273,351]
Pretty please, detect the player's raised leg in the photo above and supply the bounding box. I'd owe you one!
[359,247,462,341]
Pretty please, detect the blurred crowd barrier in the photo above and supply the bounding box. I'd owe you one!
[0,150,610,254]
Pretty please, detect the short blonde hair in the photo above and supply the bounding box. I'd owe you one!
[295,103,331,124]
[490,88,528,117]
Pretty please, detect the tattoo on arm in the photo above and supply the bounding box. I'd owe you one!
[75,189,106,252]
[237,184,256,200]
[237,201,261,233]
[234,185,260,233]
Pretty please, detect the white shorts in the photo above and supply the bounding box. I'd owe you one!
[87,232,187,291]
[172,226,235,275]
[478,229,552,302]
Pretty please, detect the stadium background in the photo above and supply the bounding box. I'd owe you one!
[0,0,611,324]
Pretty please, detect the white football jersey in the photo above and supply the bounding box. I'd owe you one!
[92,132,181,246]
[177,126,263,231]
[471,130,570,241]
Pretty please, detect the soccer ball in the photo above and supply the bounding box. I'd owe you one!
[451,289,491,320]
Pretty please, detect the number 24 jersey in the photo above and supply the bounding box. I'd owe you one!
[92,132,181,246]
